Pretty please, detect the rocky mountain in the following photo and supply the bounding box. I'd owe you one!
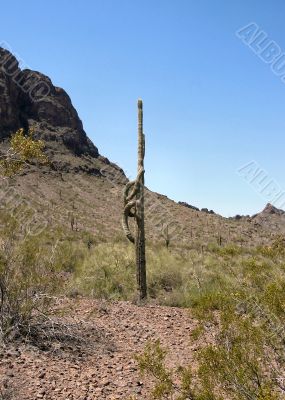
[257,203,285,217]
[0,47,123,176]
[0,46,284,247]
[0,47,97,154]
[251,203,285,235]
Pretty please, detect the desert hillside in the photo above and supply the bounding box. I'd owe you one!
[0,48,284,249]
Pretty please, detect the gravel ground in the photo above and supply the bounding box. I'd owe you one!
[0,298,204,400]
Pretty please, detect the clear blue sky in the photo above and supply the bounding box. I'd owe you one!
[1,0,284,216]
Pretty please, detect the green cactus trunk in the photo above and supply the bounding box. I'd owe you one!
[136,99,146,299]
[122,99,147,300]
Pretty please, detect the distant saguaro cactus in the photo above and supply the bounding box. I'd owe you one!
[162,224,170,249]
[70,213,75,231]
[122,99,147,300]
[217,233,222,246]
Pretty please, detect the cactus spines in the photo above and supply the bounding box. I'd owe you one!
[122,99,147,300]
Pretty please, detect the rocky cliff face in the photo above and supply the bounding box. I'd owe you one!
[0,47,99,158]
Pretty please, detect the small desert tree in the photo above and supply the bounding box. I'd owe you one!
[0,127,48,176]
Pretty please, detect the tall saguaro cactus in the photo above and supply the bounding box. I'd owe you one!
[122,99,147,300]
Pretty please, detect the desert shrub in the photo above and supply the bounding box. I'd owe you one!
[55,240,86,273]
[197,310,281,400]
[258,246,277,258]
[147,249,234,309]
[211,244,242,257]
[135,340,199,400]
[190,325,205,340]
[240,257,273,290]
[256,236,285,259]
[190,289,233,320]
[0,216,69,341]
[135,314,282,400]
[261,281,285,318]
[73,242,136,299]
[147,248,187,298]
[272,235,285,249]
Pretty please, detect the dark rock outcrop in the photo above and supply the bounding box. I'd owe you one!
[0,48,21,135]
[201,207,215,215]
[178,202,216,215]
[178,201,200,211]
[0,47,99,158]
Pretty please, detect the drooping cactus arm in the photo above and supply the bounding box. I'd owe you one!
[122,199,136,243]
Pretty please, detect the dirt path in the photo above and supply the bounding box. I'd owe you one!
[0,298,201,400]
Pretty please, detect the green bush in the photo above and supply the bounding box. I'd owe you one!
[0,215,74,341]
[135,340,198,400]
[135,315,282,400]
[198,312,280,399]
[73,243,136,299]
